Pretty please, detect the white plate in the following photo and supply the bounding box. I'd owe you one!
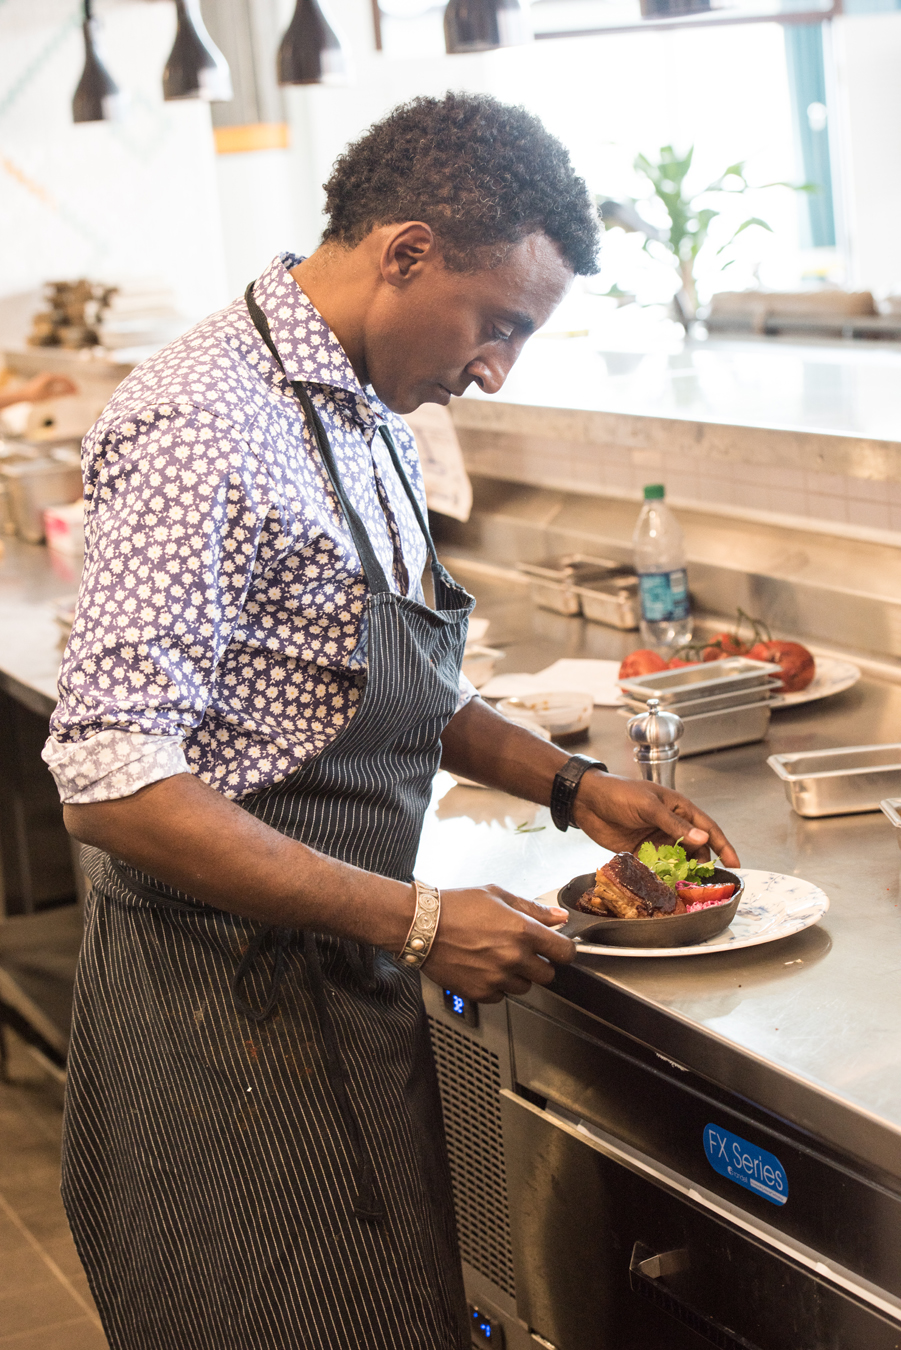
[769,656,860,708]
[539,868,829,957]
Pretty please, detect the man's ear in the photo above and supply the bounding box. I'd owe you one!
[380,221,437,287]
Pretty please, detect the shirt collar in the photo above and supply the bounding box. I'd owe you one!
[252,254,384,429]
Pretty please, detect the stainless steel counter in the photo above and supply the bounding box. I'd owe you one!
[4,538,901,1182]
[416,558,901,1184]
[0,537,78,715]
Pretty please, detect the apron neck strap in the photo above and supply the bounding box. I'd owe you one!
[376,423,440,571]
[245,282,392,596]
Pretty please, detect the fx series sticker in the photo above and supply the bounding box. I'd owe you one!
[704,1123,788,1206]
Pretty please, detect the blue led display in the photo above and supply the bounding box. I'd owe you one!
[443,988,478,1027]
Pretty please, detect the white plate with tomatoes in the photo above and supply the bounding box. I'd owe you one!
[768,656,861,708]
[619,625,860,708]
[540,869,830,958]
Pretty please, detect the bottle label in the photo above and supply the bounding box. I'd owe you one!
[638,569,690,622]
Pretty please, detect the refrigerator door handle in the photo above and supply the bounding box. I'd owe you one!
[629,1241,762,1350]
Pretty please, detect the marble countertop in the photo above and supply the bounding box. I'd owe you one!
[459,332,901,445]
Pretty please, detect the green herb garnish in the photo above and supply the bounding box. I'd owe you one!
[637,839,715,889]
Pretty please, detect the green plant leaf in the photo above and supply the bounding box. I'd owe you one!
[758,179,819,193]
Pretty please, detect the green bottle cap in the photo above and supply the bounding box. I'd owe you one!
[644,484,665,500]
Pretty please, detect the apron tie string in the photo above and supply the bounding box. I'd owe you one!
[231,926,292,1023]
[303,932,385,1222]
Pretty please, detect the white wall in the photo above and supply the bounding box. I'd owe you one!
[832,11,901,296]
[0,0,229,327]
[216,148,300,297]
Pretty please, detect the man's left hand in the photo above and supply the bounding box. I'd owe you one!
[571,770,739,867]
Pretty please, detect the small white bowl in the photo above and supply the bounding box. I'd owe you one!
[501,709,552,741]
[498,690,594,738]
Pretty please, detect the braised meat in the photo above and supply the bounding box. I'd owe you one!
[576,887,609,916]
[593,853,680,920]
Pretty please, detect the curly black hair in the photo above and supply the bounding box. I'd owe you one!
[321,92,600,276]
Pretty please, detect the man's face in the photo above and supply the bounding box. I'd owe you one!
[364,232,574,415]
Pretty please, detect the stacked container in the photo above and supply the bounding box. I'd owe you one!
[618,657,782,757]
[517,555,640,630]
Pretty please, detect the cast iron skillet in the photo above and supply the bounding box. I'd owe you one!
[557,867,744,949]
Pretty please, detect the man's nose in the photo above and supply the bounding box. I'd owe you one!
[465,349,516,396]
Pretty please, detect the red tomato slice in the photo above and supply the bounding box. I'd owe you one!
[675,881,736,905]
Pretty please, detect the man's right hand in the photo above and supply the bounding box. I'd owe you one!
[423,885,575,1003]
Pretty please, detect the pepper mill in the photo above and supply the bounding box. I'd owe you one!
[626,697,684,790]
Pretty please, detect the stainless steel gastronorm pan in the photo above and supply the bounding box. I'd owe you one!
[768,744,901,817]
[575,577,640,631]
[678,699,771,757]
[517,557,633,617]
[618,656,781,704]
[620,679,781,718]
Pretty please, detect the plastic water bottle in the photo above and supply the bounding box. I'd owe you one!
[633,484,692,650]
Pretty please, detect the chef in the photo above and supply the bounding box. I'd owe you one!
[44,92,738,1350]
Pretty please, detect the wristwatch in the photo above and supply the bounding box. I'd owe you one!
[550,754,608,832]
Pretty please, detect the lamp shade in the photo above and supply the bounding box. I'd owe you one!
[277,0,348,86]
[163,0,233,103]
[444,0,531,53]
[72,1,121,123]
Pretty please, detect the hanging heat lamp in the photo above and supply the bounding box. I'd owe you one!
[277,0,349,86]
[72,0,121,123]
[444,0,531,53]
[163,0,233,103]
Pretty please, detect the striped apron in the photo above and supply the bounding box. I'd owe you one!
[60,284,475,1350]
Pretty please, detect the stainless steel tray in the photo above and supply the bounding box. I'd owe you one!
[618,656,781,704]
[880,798,901,848]
[678,698,771,757]
[517,556,633,617]
[620,678,781,718]
[575,576,640,631]
[768,744,901,817]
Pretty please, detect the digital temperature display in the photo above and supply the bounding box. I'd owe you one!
[469,1302,504,1347]
[443,989,479,1027]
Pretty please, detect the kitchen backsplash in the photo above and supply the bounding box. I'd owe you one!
[453,419,901,545]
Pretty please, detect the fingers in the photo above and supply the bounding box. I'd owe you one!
[527,919,577,967]
[488,885,568,927]
[655,795,740,869]
[483,889,576,966]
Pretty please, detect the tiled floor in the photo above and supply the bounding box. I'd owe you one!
[0,1029,108,1349]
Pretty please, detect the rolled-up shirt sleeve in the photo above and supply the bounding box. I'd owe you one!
[457,670,478,711]
[43,728,189,805]
[43,401,284,803]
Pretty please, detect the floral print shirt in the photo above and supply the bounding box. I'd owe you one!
[43,253,474,804]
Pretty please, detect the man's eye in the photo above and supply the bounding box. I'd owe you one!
[492,327,514,342]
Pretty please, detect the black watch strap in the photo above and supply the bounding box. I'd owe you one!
[550,754,608,832]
